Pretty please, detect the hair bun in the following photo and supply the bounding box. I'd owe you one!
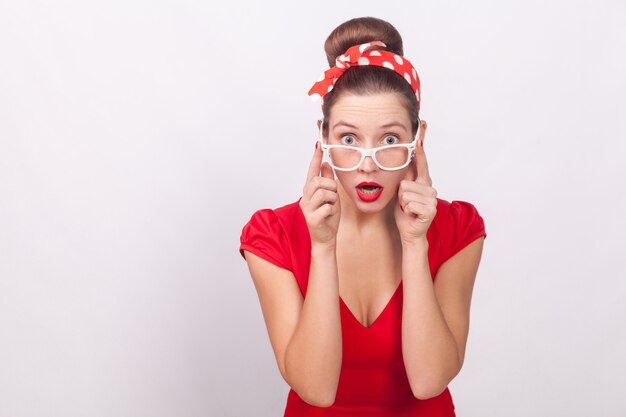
[324,17,403,67]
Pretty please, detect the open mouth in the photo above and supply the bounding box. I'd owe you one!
[355,183,384,202]
[357,185,383,195]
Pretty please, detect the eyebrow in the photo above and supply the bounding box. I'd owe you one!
[332,120,408,132]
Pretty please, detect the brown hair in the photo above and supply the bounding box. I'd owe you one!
[321,17,420,138]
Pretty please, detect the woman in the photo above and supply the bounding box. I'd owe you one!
[239,16,487,417]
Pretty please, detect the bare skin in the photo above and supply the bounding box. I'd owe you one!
[327,93,418,327]
[243,91,484,405]
[323,92,484,398]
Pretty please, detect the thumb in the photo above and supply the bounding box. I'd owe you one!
[320,161,334,179]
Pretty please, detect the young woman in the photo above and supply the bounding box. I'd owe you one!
[239,16,487,417]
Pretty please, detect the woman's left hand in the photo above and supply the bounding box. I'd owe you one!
[394,120,437,245]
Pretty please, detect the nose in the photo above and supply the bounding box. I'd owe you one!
[358,154,379,173]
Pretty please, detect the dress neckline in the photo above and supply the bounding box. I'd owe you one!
[339,280,403,330]
[295,196,404,330]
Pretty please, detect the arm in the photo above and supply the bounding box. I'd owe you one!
[401,236,484,400]
[244,140,343,406]
[283,242,342,407]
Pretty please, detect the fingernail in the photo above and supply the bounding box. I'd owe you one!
[315,142,319,150]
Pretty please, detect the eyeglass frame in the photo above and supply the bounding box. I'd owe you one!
[317,117,421,171]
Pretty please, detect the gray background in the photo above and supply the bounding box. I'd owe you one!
[1,0,625,416]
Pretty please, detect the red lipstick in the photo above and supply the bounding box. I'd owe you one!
[356,182,383,202]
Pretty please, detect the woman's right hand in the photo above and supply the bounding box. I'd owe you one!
[299,141,341,246]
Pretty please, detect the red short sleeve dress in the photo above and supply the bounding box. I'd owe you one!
[239,196,487,417]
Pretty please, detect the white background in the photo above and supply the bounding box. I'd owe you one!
[1,1,625,416]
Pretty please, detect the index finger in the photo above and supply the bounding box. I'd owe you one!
[306,141,323,182]
[414,121,431,185]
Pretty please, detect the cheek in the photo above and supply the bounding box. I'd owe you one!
[388,174,406,195]
[390,172,406,186]
[331,172,348,191]
[334,171,350,185]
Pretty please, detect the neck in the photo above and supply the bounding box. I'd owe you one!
[336,180,399,239]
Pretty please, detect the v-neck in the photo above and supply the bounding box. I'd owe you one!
[339,280,403,330]
[294,197,404,330]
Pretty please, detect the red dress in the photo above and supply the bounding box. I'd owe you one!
[239,196,487,416]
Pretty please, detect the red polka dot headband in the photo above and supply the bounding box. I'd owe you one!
[308,41,421,108]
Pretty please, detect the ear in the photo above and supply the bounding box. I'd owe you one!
[419,119,428,144]
[316,119,323,130]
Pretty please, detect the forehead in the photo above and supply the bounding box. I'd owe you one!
[329,92,411,129]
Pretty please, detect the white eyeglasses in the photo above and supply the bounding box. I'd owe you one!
[317,118,420,171]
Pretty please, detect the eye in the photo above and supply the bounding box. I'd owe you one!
[383,135,400,145]
[340,135,357,145]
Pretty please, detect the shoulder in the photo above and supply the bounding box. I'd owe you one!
[435,198,485,222]
[242,198,303,230]
[436,197,487,265]
[238,198,305,270]
[273,197,305,224]
[444,199,486,231]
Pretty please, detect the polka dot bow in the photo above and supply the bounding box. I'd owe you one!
[307,41,421,108]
